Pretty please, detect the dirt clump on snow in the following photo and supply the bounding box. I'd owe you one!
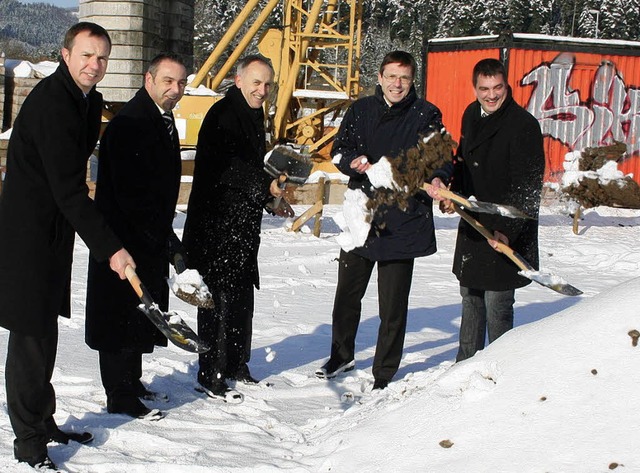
[562,143,640,209]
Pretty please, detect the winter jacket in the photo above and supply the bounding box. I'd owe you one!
[450,88,545,291]
[332,84,444,261]
[85,87,183,352]
[183,85,273,291]
[0,61,122,338]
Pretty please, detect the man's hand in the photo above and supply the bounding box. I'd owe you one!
[487,230,509,253]
[425,177,447,200]
[349,155,371,174]
[270,177,286,198]
[109,248,135,280]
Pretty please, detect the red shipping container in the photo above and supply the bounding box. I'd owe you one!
[424,33,640,185]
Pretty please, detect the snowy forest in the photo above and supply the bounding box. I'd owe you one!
[1,0,638,77]
[193,0,640,84]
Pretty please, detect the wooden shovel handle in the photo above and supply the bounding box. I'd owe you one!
[124,264,144,299]
[422,183,473,208]
[453,205,532,272]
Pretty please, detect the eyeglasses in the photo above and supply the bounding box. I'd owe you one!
[382,73,413,84]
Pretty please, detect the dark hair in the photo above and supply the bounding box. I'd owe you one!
[472,58,507,86]
[379,50,416,78]
[148,52,186,77]
[237,55,274,75]
[63,22,111,51]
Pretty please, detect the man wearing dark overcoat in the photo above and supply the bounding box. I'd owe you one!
[183,55,289,399]
[444,58,545,362]
[0,23,134,470]
[85,53,188,419]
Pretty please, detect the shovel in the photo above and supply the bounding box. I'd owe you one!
[422,183,533,219]
[452,205,583,296]
[264,144,313,208]
[125,265,211,353]
[168,254,214,309]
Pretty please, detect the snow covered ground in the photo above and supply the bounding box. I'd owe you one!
[1,202,639,472]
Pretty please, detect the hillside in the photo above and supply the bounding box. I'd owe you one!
[0,0,76,60]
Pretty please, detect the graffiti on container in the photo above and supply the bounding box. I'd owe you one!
[522,52,640,157]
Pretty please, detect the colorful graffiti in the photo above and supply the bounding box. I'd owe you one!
[522,52,640,157]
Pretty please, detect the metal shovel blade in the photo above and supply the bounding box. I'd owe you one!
[137,304,211,353]
[423,183,533,219]
[125,265,210,353]
[170,255,214,309]
[264,145,313,185]
[518,269,584,296]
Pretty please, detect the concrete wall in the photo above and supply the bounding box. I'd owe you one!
[80,0,195,103]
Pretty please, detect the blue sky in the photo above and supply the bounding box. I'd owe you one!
[20,0,78,8]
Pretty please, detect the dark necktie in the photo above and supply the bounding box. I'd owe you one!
[163,111,175,138]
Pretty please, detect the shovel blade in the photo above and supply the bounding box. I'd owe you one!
[175,286,214,308]
[463,200,534,220]
[520,270,583,296]
[137,304,210,353]
[264,145,313,184]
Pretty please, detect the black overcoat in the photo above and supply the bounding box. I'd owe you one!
[332,85,446,262]
[450,89,545,291]
[85,88,182,352]
[0,61,121,338]
[183,86,273,291]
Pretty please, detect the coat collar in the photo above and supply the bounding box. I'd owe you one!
[374,84,417,114]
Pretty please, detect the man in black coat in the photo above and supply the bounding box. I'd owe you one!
[183,55,289,399]
[315,51,448,390]
[0,23,135,470]
[443,58,545,362]
[85,53,188,419]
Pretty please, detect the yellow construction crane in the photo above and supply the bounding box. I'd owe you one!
[175,0,362,161]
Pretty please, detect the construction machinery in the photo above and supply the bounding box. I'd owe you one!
[175,0,363,160]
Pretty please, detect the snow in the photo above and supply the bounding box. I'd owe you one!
[1,203,640,472]
[3,59,57,78]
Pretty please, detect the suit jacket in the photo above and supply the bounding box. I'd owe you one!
[85,87,182,352]
[450,89,545,290]
[0,61,121,338]
[183,85,273,291]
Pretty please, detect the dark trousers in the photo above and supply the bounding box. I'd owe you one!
[98,350,143,401]
[198,285,254,384]
[330,250,414,382]
[5,329,59,461]
[455,286,515,362]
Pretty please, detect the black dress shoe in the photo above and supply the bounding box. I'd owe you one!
[133,381,169,402]
[372,378,389,390]
[19,454,59,471]
[107,396,164,420]
[233,365,259,384]
[315,358,355,379]
[49,427,94,445]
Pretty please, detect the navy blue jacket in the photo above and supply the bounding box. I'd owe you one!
[332,85,444,261]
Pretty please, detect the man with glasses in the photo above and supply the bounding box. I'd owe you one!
[315,51,447,390]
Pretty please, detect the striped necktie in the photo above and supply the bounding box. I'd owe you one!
[163,111,175,138]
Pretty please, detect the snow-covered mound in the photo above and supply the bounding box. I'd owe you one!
[313,277,640,472]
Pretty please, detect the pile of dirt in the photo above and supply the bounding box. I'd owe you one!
[562,142,640,209]
[368,129,455,214]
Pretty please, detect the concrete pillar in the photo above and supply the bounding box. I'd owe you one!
[80,0,194,103]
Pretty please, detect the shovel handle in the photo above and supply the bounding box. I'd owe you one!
[124,264,156,307]
[422,183,472,208]
[453,205,532,272]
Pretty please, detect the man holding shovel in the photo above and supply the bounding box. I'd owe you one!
[439,58,545,361]
[85,53,188,419]
[183,55,291,400]
[0,23,135,470]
